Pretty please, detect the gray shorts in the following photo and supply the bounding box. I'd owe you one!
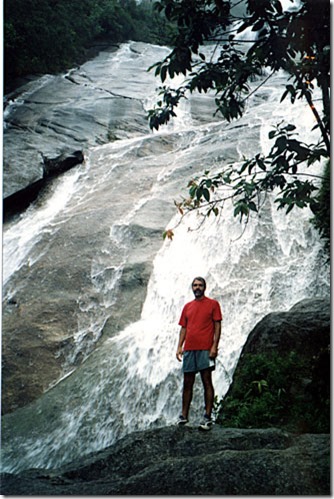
[182,350,215,373]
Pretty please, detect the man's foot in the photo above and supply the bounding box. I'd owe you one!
[198,414,213,431]
[176,415,189,426]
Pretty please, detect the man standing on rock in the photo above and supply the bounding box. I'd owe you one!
[176,277,222,430]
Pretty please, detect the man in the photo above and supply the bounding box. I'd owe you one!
[176,276,222,431]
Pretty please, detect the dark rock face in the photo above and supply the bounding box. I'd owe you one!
[1,426,330,495]
[235,298,330,357]
[3,151,84,221]
[225,298,330,403]
[42,150,84,178]
[3,178,46,221]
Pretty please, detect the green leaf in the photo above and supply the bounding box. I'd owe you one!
[285,124,296,132]
[196,187,203,200]
[189,185,197,198]
[275,136,287,153]
[280,90,288,102]
[160,65,167,82]
[256,157,267,171]
[285,203,294,214]
[248,201,258,212]
[202,188,210,202]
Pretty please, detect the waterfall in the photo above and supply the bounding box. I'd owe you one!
[2,42,329,473]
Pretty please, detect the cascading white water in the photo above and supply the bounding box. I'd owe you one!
[2,42,329,473]
[3,168,84,286]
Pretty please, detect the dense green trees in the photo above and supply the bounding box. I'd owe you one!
[148,0,330,252]
[4,0,174,87]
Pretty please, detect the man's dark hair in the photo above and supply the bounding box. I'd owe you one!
[192,276,206,290]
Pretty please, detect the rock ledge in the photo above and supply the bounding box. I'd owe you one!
[1,425,329,495]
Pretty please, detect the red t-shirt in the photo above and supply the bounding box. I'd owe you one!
[178,296,222,351]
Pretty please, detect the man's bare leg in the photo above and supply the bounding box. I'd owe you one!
[200,368,214,417]
[182,372,196,419]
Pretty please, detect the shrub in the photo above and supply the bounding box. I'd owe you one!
[215,350,329,433]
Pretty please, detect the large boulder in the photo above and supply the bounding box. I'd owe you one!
[0,426,330,495]
[221,298,330,432]
[234,298,330,357]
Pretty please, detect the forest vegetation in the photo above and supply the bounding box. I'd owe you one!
[4,0,175,88]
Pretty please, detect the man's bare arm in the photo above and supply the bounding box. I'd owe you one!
[176,326,186,361]
[210,321,221,358]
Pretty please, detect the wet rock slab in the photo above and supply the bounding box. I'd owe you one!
[1,426,330,495]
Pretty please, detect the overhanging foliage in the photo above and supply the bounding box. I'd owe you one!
[147,0,330,248]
